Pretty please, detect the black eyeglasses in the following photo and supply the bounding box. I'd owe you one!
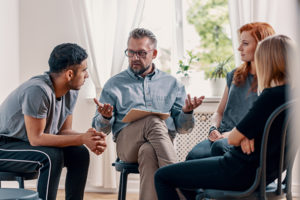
[124,49,154,58]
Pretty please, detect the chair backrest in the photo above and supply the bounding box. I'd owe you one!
[241,100,296,199]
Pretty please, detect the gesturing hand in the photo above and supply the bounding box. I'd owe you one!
[182,94,205,113]
[94,98,113,119]
[240,138,255,155]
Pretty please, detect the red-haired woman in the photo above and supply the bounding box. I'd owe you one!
[186,22,275,160]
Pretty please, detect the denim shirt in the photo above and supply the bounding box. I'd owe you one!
[92,67,194,141]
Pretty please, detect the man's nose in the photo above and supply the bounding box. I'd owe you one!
[132,53,140,60]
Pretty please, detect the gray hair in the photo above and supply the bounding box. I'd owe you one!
[127,28,157,48]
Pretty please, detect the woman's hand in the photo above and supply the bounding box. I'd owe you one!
[208,130,224,142]
[240,138,255,155]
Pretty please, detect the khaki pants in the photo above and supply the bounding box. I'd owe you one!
[116,115,177,200]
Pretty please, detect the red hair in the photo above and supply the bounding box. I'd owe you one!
[233,22,275,92]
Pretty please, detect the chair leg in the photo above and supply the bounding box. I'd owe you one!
[118,170,129,200]
[16,177,25,188]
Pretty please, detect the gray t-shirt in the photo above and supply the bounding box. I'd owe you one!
[219,69,258,133]
[0,72,78,141]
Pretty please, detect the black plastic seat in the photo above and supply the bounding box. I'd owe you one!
[196,100,298,200]
[0,171,39,188]
[112,158,139,200]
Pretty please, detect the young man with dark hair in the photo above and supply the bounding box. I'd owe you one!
[92,28,204,200]
[0,43,107,200]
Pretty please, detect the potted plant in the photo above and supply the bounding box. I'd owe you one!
[205,55,234,96]
[176,50,199,86]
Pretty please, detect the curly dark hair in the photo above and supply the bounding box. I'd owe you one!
[48,43,88,73]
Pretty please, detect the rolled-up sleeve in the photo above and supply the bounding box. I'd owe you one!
[171,84,195,134]
[92,88,115,134]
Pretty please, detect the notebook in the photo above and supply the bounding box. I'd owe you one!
[122,108,170,123]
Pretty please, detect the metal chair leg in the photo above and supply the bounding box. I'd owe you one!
[118,170,129,200]
[16,177,24,188]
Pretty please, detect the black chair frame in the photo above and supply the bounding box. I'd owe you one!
[0,171,39,189]
[112,157,139,200]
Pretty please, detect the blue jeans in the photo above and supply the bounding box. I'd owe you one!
[186,138,231,160]
[155,155,256,200]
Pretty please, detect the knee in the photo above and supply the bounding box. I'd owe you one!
[138,143,157,162]
[39,147,64,169]
[71,146,90,166]
[185,150,197,161]
[211,139,229,156]
[186,140,212,160]
[145,115,167,128]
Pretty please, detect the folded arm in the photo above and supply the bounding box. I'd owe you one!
[228,127,254,154]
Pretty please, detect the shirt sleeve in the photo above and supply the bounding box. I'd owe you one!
[171,82,195,134]
[236,89,274,139]
[92,87,115,134]
[22,86,50,119]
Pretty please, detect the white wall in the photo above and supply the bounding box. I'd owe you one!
[0,0,19,103]
[19,0,81,83]
[19,0,96,132]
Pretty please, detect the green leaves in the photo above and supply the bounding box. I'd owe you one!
[177,50,200,77]
[186,0,233,68]
[204,55,234,80]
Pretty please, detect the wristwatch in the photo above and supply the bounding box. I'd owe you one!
[208,126,218,136]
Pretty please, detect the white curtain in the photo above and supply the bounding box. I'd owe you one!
[71,0,145,189]
[171,0,184,75]
[228,0,278,67]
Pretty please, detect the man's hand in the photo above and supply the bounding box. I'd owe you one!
[182,94,205,113]
[208,130,224,142]
[240,138,255,155]
[81,128,107,155]
[94,98,113,119]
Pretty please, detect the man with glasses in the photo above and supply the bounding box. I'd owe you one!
[92,28,204,200]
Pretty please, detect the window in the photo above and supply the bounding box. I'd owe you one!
[138,0,233,98]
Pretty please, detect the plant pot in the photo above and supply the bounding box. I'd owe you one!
[180,76,190,87]
[208,78,226,97]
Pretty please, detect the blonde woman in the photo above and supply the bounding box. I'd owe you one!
[155,35,291,200]
[187,22,275,160]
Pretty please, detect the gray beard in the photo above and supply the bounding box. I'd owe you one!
[131,64,151,75]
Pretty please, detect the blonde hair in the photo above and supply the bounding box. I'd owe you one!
[233,22,275,92]
[255,35,291,92]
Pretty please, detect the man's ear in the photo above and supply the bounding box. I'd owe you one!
[152,49,158,59]
[65,69,74,81]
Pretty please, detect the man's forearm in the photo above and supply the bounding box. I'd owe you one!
[59,129,83,135]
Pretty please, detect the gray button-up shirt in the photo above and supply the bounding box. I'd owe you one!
[92,67,194,141]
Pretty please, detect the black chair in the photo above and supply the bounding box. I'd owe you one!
[196,100,298,200]
[112,157,139,200]
[0,171,39,188]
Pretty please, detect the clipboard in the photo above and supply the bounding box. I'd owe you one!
[122,108,170,123]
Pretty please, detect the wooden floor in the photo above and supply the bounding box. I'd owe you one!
[56,189,300,200]
[57,190,138,200]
